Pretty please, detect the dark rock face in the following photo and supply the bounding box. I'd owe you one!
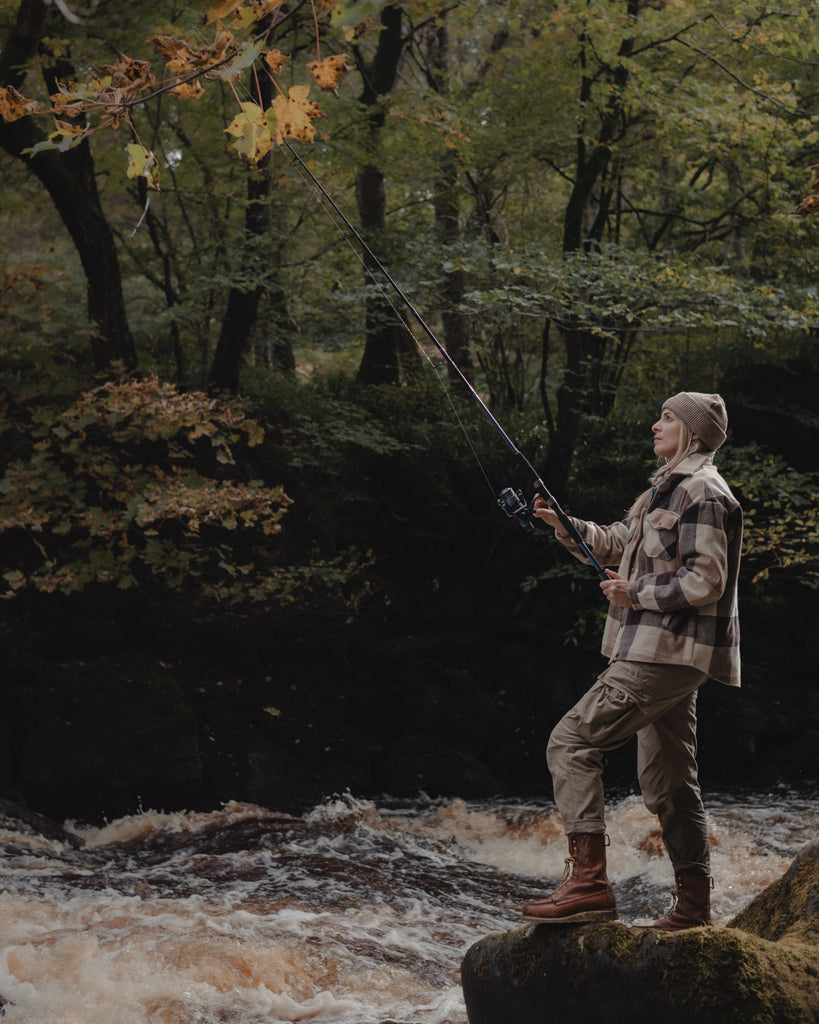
[461,842,819,1024]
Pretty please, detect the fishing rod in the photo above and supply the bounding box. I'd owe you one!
[284,140,608,581]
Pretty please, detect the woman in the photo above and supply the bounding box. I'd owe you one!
[521,392,743,930]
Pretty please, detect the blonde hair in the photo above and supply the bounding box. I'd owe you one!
[628,423,704,518]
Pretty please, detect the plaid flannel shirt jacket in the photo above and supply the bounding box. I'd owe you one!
[559,452,743,687]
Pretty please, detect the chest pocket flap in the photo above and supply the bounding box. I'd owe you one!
[643,508,680,559]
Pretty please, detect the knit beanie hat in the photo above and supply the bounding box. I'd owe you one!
[663,392,728,451]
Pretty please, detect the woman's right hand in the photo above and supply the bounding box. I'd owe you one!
[533,497,569,539]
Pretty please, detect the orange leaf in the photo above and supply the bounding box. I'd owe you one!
[0,85,39,123]
[264,48,289,76]
[789,195,819,217]
[307,54,355,94]
[148,32,238,74]
[204,0,245,23]
[102,53,156,93]
[170,80,205,100]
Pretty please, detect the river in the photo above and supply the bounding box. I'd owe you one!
[0,788,816,1024]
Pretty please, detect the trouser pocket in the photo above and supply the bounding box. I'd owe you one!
[572,681,642,749]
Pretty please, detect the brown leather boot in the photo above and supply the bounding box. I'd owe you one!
[521,833,617,924]
[639,872,713,931]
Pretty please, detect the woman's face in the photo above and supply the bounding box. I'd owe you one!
[652,407,689,459]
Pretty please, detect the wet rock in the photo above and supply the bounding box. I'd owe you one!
[461,841,819,1024]
[729,838,819,946]
[0,799,82,849]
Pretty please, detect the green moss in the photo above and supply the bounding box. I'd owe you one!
[648,928,819,1023]
[585,920,645,965]
[465,919,819,1024]
[464,848,819,1023]
[730,853,819,946]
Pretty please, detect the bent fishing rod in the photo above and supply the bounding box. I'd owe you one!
[284,140,607,582]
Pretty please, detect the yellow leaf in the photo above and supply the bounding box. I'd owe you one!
[204,0,245,23]
[204,0,285,26]
[307,54,355,94]
[224,101,273,163]
[264,48,289,76]
[51,119,86,139]
[270,85,323,145]
[126,144,161,190]
[0,85,39,123]
[170,80,205,100]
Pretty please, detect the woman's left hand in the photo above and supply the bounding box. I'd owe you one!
[600,569,632,607]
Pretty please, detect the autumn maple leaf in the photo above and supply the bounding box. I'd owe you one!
[204,0,286,28]
[264,48,289,77]
[224,100,274,162]
[126,144,161,190]
[0,86,39,123]
[170,81,205,100]
[270,85,323,144]
[789,194,819,217]
[307,54,355,95]
[102,54,156,93]
[148,32,239,75]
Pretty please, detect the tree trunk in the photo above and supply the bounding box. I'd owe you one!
[430,21,471,379]
[354,163,402,386]
[0,0,136,372]
[354,4,419,386]
[546,0,637,489]
[208,165,270,394]
[209,39,278,394]
[435,150,471,379]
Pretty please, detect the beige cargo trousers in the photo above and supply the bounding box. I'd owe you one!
[547,658,711,875]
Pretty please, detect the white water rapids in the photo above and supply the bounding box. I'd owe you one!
[0,789,816,1024]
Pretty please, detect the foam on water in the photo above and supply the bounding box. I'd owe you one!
[0,790,815,1024]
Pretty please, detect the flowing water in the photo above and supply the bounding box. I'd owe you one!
[0,788,816,1024]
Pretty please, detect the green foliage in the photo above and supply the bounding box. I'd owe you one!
[456,243,815,340]
[722,444,819,588]
[5,0,819,401]
[0,376,296,601]
[0,250,97,390]
[282,398,411,470]
[1,0,818,608]
[518,423,819,606]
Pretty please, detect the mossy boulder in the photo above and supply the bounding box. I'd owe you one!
[729,838,819,946]
[461,841,819,1024]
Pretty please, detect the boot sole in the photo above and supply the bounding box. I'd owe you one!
[630,921,711,932]
[521,909,618,925]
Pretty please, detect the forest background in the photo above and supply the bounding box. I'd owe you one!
[1,0,817,824]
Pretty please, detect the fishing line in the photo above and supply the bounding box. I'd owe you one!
[284,146,500,498]
[229,68,493,489]
[281,139,608,579]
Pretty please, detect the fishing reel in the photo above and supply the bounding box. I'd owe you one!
[497,486,534,533]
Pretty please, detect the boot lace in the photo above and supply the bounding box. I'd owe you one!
[553,856,575,894]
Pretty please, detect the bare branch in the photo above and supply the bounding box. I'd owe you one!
[47,0,101,25]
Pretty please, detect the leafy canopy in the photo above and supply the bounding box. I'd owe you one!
[0,0,359,184]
